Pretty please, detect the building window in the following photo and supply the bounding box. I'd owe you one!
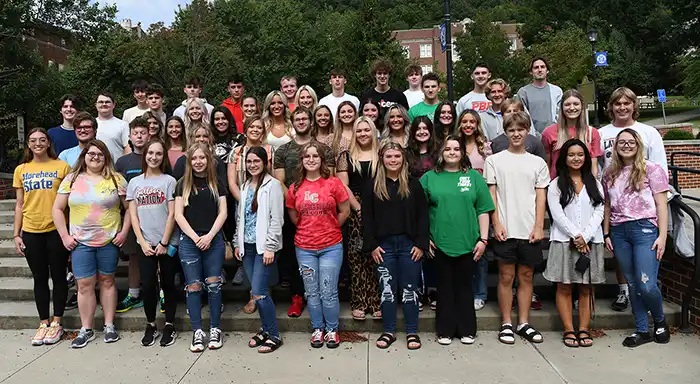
[509,38,518,52]
[452,38,460,61]
[61,38,66,46]
[58,63,65,71]
[48,60,56,67]
[419,44,432,58]
[421,65,433,74]
[402,45,410,59]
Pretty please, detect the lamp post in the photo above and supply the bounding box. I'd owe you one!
[587,28,599,127]
[444,0,453,102]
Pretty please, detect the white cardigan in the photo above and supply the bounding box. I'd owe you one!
[547,178,604,243]
[235,174,284,255]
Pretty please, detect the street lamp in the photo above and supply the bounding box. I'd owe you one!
[444,0,453,102]
[588,28,599,127]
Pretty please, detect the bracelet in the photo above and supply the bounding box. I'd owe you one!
[603,234,610,240]
[13,235,20,239]
[479,238,488,245]
[159,241,167,247]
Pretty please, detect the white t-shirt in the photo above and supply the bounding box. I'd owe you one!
[318,93,360,119]
[484,150,550,240]
[456,91,492,115]
[122,105,149,123]
[173,99,215,119]
[96,116,130,165]
[598,121,668,174]
[403,89,424,108]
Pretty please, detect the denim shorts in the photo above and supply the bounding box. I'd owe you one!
[71,242,119,279]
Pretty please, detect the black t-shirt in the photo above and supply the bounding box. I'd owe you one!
[174,176,227,233]
[359,87,409,123]
[115,152,143,182]
[349,160,372,196]
[213,134,245,163]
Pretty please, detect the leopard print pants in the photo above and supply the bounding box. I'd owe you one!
[348,195,380,313]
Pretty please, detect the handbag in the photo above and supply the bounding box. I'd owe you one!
[224,239,234,261]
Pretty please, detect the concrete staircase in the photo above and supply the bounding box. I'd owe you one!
[0,199,680,332]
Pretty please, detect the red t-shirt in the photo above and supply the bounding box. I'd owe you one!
[221,98,244,133]
[541,124,603,179]
[286,176,348,250]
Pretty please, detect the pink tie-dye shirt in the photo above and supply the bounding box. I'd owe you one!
[603,161,668,226]
[58,172,127,247]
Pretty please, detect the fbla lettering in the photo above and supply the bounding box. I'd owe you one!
[23,178,53,192]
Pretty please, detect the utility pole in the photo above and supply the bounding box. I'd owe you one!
[444,0,453,102]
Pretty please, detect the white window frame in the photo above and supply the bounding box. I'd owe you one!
[402,45,410,59]
[421,65,433,74]
[419,44,432,58]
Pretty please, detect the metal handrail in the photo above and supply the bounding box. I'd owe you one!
[670,151,700,202]
[668,196,700,333]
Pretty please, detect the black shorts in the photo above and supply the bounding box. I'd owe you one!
[492,238,543,267]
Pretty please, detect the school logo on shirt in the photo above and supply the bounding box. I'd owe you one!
[458,176,472,192]
[379,99,398,109]
[134,186,166,206]
[22,171,58,192]
[304,191,319,203]
[471,101,492,111]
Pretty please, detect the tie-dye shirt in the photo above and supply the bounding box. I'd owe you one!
[603,161,668,227]
[58,172,127,247]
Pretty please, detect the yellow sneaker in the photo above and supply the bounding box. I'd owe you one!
[43,322,63,345]
[31,323,49,346]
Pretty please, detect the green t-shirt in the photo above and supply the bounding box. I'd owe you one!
[408,101,439,122]
[420,169,494,257]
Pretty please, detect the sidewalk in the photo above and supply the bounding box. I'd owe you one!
[646,108,700,126]
[1,330,699,384]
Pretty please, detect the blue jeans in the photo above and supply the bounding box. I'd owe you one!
[376,235,421,334]
[472,255,488,301]
[610,219,665,333]
[242,243,279,339]
[71,243,119,279]
[296,242,343,331]
[179,231,225,331]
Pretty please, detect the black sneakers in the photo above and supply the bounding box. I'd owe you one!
[654,320,671,344]
[622,332,653,347]
[141,323,160,347]
[65,292,78,310]
[611,292,629,312]
[160,324,177,347]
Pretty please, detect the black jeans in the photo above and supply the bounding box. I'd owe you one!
[279,213,304,296]
[139,252,178,323]
[23,230,69,320]
[435,248,477,338]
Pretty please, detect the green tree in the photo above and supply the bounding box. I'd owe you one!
[527,23,591,90]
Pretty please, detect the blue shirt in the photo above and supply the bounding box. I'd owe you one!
[243,187,257,244]
[58,145,82,168]
[48,126,78,155]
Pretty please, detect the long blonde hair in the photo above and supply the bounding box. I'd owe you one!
[605,129,647,191]
[294,85,318,111]
[381,104,410,147]
[333,100,357,155]
[180,143,219,207]
[184,98,210,133]
[456,109,488,157]
[555,89,589,150]
[349,116,380,177]
[186,124,215,154]
[262,90,293,138]
[374,142,410,201]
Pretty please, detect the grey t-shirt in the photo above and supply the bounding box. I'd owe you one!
[490,134,546,161]
[126,173,177,246]
[517,84,553,134]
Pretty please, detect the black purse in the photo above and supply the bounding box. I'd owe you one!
[570,239,591,274]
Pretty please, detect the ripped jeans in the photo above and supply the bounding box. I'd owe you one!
[179,231,225,331]
[610,219,665,333]
[242,243,279,339]
[295,242,343,331]
[376,235,422,334]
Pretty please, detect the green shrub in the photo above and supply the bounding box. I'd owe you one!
[664,129,695,140]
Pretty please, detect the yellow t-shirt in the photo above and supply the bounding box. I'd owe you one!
[13,159,71,233]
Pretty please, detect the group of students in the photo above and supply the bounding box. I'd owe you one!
[12,56,672,354]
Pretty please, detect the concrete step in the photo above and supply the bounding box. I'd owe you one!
[0,224,15,240]
[0,298,681,333]
[0,200,15,211]
[0,211,14,225]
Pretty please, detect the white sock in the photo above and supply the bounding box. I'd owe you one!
[618,284,629,296]
[516,323,527,332]
[129,288,140,298]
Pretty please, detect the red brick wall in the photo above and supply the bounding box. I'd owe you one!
[665,141,700,189]
[658,124,693,137]
[0,176,14,200]
[660,256,700,329]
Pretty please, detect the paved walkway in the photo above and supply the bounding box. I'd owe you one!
[646,108,700,126]
[0,330,699,384]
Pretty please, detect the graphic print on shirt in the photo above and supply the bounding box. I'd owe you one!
[22,170,59,192]
[458,175,472,192]
[300,190,329,217]
[134,186,166,206]
[471,101,492,112]
[379,99,398,109]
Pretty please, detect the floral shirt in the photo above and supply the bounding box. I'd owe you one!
[58,173,127,247]
[243,187,257,244]
[603,161,668,226]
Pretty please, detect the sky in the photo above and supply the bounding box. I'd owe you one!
[96,0,190,28]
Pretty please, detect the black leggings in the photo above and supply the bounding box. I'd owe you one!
[435,248,476,338]
[23,230,69,320]
[139,253,178,323]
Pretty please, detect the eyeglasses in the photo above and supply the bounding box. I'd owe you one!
[76,126,93,132]
[86,152,105,159]
[28,138,48,144]
[618,140,637,148]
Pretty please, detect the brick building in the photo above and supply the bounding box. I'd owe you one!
[22,24,75,70]
[392,18,523,74]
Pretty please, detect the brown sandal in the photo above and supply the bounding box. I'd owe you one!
[243,299,257,314]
